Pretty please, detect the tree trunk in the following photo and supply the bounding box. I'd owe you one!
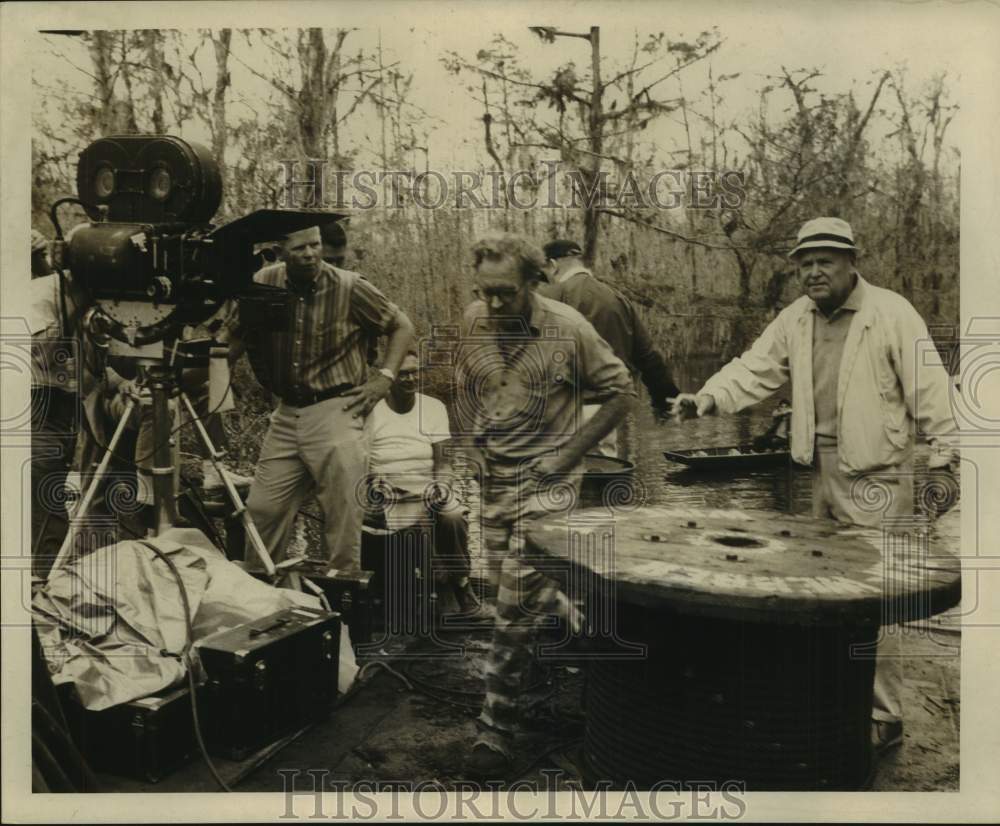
[87,31,120,135]
[143,30,167,133]
[296,28,327,158]
[116,33,140,133]
[211,29,232,163]
[328,37,343,164]
[582,26,603,266]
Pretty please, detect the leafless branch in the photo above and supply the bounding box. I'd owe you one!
[598,208,745,250]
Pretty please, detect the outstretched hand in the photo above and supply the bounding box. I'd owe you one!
[666,393,716,420]
[342,374,393,418]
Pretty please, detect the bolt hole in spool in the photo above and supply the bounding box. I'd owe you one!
[712,534,767,549]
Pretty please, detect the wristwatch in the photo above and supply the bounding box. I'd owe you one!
[377,367,395,382]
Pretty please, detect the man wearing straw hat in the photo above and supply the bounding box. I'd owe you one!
[672,216,959,757]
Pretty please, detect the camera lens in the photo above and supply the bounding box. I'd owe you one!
[149,167,173,201]
[94,165,116,199]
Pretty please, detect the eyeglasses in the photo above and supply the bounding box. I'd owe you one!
[472,285,521,303]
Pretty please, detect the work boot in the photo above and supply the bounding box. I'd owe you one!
[465,730,514,779]
[871,719,904,756]
[439,580,493,628]
[454,579,482,613]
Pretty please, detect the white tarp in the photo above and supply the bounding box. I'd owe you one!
[34,527,357,710]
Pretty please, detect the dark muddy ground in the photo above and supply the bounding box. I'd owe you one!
[91,618,958,795]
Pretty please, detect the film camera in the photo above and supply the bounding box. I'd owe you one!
[56,133,344,356]
[47,134,345,565]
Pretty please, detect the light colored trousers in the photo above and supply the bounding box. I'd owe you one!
[812,440,914,724]
[246,397,368,571]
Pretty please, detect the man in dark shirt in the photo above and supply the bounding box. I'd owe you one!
[539,239,680,456]
[320,220,348,268]
[228,225,414,571]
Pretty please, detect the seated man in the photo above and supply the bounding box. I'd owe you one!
[366,350,479,614]
[752,399,792,451]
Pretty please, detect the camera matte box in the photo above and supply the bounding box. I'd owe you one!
[196,606,341,760]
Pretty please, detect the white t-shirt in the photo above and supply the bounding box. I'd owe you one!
[368,394,450,493]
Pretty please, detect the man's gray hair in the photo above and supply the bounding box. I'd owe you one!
[471,232,548,282]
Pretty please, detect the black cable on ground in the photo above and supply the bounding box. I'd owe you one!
[31,730,76,793]
[31,700,100,792]
[138,540,232,793]
[30,626,100,792]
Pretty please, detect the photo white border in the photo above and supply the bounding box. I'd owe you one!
[3,1,999,822]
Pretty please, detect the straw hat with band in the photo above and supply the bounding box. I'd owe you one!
[789,217,860,258]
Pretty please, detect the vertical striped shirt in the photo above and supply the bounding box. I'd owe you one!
[238,262,400,398]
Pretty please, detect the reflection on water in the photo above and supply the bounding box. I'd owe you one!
[463,385,939,562]
[627,398,934,517]
[630,400,813,515]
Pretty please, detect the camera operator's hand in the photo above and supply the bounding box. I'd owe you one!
[119,379,151,406]
[342,373,393,419]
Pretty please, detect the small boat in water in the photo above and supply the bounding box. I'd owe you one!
[663,444,790,470]
[581,453,637,506]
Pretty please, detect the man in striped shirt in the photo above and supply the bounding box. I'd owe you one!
[229,225,414,571]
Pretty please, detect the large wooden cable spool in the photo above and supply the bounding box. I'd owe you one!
[525,506,960,790]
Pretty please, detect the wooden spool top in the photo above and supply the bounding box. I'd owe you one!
[524,505,961,626]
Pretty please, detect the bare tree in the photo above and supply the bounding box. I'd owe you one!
[446,26,721,265]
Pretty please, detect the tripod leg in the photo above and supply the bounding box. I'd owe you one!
[179,392,276,576]
[148,372,179,534]
[47,397,137,580]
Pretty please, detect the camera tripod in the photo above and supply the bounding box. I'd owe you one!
[47,359,276,580]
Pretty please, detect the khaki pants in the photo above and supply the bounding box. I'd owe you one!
[246,397,368,570]
[812,440,914,724]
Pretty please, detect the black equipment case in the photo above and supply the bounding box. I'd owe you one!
[196,606,341,760]
[59,682,200,783]
[298,565,375,647]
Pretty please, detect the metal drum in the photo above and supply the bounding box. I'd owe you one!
[525,506,960,790]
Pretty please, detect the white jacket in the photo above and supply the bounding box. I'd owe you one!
[700,275,957,474]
